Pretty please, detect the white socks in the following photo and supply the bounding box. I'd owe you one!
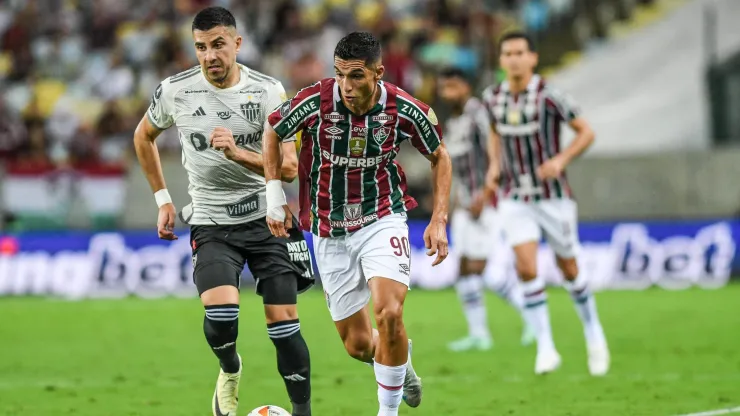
[374,362,406,416]
[454,275,490,339]
[521,277,556,354]
[564,274,606,348]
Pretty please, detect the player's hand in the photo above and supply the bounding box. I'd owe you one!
[267,204,293,238]
[157,203,178,240]
[423,216,449,267]
[537,155,566,180]
[485,168,499,193]
[210,127,239,161]
[469,192,485,220]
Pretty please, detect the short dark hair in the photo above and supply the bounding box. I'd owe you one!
[498,31,536,53]
[439,67,470,84]
[334,32,382,65]
[192,7,236,32]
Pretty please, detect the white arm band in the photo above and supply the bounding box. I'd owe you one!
[265,179,287,221]
[154,189,172,208]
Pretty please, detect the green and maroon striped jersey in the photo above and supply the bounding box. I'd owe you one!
[268,79,443,237]
[482,74,581,202]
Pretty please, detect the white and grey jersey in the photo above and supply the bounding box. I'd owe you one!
[147,64,294,225]
[444,97,491,208]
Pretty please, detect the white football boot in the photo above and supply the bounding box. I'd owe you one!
[535,349,562,375]
[212,354,242,416]
[402,339,423,407]
[588,345,610,376]
[447,335,493,352]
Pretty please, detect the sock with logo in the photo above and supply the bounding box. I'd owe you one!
[203,304,240,373]
[454,275,490,340]
[374,361,406,416]
[268,319,312,415]
[563,274,606,347]
[521,278,556,354]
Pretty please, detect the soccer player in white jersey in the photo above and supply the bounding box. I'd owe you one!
[133,8,314,416]
[437,67,536,352]
[483,32,610,376]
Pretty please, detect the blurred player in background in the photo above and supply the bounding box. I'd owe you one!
[263,32,452,416]
[437,67,535,352]
[483,32,610,376]
[133,7,314,416]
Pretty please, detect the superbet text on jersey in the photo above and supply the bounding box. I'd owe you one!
[267,79,442,238]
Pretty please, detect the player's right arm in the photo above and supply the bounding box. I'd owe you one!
[134,81,177,241]
[263,81,322,238]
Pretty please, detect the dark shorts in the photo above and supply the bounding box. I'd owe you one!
[189,217,315,298]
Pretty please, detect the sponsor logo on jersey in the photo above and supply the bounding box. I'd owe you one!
[343,203,362,221]
[192,107,206,117]
[282,100,318,131]
[241,102,260,123]
[217,111,232,120]
[349,136,366,156]
[324,111,345,123]
[234,132,262,146]
[372,112,393,124]
[225,194,260,217]
[400,103,434,139]
[352,126,368,136]
[330,213,378,229]
[324,125,344,136]
[184,89,208,94]
[279,101,291,117]
[373,126,391,145]
[321,150,391,168]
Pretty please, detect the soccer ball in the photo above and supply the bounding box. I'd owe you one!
[247,405,291,416]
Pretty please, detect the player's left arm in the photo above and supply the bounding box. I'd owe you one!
[404,99,451,266]
[538,89,595,180]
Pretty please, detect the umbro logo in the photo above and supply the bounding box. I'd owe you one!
[324,126,344,135]
[192,107,206,116]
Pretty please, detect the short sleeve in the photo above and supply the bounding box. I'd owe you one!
[545,87,581,122]
[397,94,443,156]
[265,82,296,143]
[146,81,175,130]
[267,82,322,141]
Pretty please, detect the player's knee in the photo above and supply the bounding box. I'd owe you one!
[373,301,404,337]
[343,332,373,361]
[556,257,579,280]
[516,261,538,281]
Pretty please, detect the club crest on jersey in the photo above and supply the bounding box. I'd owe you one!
[372,112,393,124]
[324,111,345,123]
[241,102,261,123]
[343,203,362,220]
[507,110,522,125]
[373,126,391,145]
[350,136,366,156]
[427,107,439,125]
[279,101,291,117]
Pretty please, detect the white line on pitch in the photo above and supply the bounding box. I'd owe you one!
[672,406,740,416]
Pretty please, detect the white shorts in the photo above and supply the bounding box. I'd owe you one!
[315,213,411,321]
[451,206,501,260]
[498,198,580,258]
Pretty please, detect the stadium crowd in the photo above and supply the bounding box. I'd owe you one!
[0,0,650,228]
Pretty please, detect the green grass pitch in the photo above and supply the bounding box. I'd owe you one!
[1,285,739,415]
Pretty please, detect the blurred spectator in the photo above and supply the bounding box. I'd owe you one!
[0,97,27,160]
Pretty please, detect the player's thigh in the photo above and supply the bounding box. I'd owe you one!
[537,199,580,259]
[190,226,244,305]
[355,214,412,291]
[315,235,369,322]
[464,207,497,263]
[498,199,541,248]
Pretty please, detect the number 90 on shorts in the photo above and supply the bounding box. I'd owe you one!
[314,213,411,321]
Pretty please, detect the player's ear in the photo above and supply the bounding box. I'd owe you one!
[531,51,539,68]
[374,64,385,82]
[234,35,242,53]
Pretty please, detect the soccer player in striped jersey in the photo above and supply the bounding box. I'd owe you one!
[133,7,314,416]
[262,32,452,416]
[437,67,536,352]
[483,32,610,376]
